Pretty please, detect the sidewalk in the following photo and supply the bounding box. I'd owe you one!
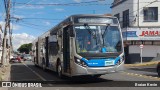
[0,64,11,90]
[0,64,11,81]
[125,61,159,67]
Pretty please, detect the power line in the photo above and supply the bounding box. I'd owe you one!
[23,0,35,5]
[3,0,8,13]
[13,1,160,6]
[11,17,64,21]
[17,23,48,31]
[14,0,105,6]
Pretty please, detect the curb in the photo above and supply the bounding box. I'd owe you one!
[123,72,160,81]
[124,61,159,67]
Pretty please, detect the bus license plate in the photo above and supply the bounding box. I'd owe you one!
[105,61,114,66]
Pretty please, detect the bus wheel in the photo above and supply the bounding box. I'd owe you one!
[57,63,63,78]
[93,75,101,78]
[34,58,37,67]
[158,69,160,77]
[42,58,46,71]
[34,62,37,67]
[42,64,46,71]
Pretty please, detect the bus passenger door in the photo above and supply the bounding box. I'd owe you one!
[36,42,39,64]
[63,26,70,73]
[45,37,49,67]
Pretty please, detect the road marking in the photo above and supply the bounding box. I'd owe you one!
[122,72,160,81]
[22,62,53,86]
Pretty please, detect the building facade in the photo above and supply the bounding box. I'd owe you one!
[111,0,160,63]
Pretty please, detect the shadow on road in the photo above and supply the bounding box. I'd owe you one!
[10,63,43,81]
[10,62,115,87]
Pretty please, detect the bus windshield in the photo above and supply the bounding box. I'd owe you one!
[74,25,122,54]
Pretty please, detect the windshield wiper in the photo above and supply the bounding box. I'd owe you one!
[84,23,98,45]
[84,23,97,39]
[101,24,110,47]
[102,24,110,38]
[84,23,92,34]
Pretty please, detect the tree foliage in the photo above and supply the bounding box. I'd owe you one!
[17,43,32,54]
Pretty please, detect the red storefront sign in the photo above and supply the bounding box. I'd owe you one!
[139,31,160,36]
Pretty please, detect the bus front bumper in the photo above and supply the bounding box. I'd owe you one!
[71,61,124,76]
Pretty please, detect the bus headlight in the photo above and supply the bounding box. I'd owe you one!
[116,56,124,65]
[75,58,87,67]
[75,59,81,63]
[120,56,124,65]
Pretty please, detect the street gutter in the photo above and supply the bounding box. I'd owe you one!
[124,61,159,67]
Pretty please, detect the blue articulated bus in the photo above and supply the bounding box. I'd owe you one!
[32,14,124,78]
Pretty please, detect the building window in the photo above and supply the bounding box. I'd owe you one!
[123,9,129,28]
[114,13,120,20]
[143,7,158,22]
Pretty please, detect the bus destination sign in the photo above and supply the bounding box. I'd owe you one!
[75,17,117,24]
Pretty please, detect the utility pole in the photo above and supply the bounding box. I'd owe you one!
[1,0,11,66]
[137,0,139,27]
[9,17,12,63]
[0,25,2,52]
[0,25,3,33]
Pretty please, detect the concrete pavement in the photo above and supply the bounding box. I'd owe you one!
[0,60,160,90]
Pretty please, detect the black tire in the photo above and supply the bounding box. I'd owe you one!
[33,58,37,67]
[157,62,160,77]
[42,58,46,71]
[158,69,160,77]
[42,64,46,71]
[57,62,63,78]
[34,62,38,67]
[92,75,101,78]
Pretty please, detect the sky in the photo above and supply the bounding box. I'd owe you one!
[0,0,113,50]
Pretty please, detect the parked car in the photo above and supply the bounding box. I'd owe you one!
[20,54,24,59]
[157,62,160,77]
[23,54,32,61]
[10,55,22,63]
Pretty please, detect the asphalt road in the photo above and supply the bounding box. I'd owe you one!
[3,60,160,90]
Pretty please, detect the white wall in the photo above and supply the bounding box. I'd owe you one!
[112,0,160,27]
[112,0,135,26]
[129,45,160,57]
[138,0,160,27]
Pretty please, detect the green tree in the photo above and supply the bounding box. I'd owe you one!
[17,43,32,54]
